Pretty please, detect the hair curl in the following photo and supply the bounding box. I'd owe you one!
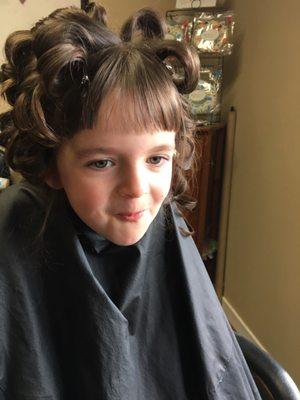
[0,3,200,216]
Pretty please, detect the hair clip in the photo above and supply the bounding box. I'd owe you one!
[81,74,90,86]
[162,61,174,76]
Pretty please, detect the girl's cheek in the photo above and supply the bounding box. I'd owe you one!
[156,170,173,197]
[162,165,173,186]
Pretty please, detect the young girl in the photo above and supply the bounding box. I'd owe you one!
[0,4,261,400]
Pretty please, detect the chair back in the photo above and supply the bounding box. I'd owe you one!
[235,333,300,400]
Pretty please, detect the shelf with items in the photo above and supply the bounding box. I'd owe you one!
[163,54,224,126]
[166,6,235,126]
[165,8,235,56]
[186,56,223,126]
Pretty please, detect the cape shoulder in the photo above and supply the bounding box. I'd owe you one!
[0,182,52,280]
[0,181,47,229]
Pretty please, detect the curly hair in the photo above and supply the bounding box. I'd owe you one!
[0,3,200,215]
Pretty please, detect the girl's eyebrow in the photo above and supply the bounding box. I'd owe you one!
[76,144,176,158]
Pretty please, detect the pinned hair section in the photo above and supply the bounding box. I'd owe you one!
[82,1,107,26]
[120,8,200,94]
[121,8,167,42]
[153,40,200,94]
[1,30,34,107]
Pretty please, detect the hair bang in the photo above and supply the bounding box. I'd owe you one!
[120,77,182,132]
[84,44,184,134]
[109,83,183,134]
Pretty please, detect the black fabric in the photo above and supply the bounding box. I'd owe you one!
[0,182,262,400]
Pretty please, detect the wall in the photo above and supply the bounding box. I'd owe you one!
[220,0,300,385]
[95,0,175,32]
[0,0,80,60]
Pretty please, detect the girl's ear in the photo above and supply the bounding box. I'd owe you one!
[44,165,63,190]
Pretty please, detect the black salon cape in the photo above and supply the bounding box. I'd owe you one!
[0,182,262,400]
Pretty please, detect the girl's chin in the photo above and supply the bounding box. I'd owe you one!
[105,213,152,246]
[109,233,145,247]
[106,226,148,246]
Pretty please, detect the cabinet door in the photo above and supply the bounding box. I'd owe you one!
[185,125,226,282]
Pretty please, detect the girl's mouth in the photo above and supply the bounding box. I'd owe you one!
[116,210,145,222]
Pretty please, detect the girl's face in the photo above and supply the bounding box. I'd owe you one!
[47,108,176,246]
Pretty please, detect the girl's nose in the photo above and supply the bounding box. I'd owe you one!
[118,165,149,198]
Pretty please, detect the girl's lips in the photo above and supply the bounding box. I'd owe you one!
[116,210,145,222]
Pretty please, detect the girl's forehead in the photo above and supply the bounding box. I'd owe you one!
[94,94,152,134]
[92,90,177,136]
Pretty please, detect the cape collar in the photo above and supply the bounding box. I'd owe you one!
[68,205,111,254]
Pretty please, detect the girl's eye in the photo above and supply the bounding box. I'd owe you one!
[87,159,114,169]
[147,156,169,166]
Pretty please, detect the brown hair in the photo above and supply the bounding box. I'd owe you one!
[121,8,167,42]
[0,3,200,214]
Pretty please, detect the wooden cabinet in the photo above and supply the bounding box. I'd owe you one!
[185,124,226,284]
